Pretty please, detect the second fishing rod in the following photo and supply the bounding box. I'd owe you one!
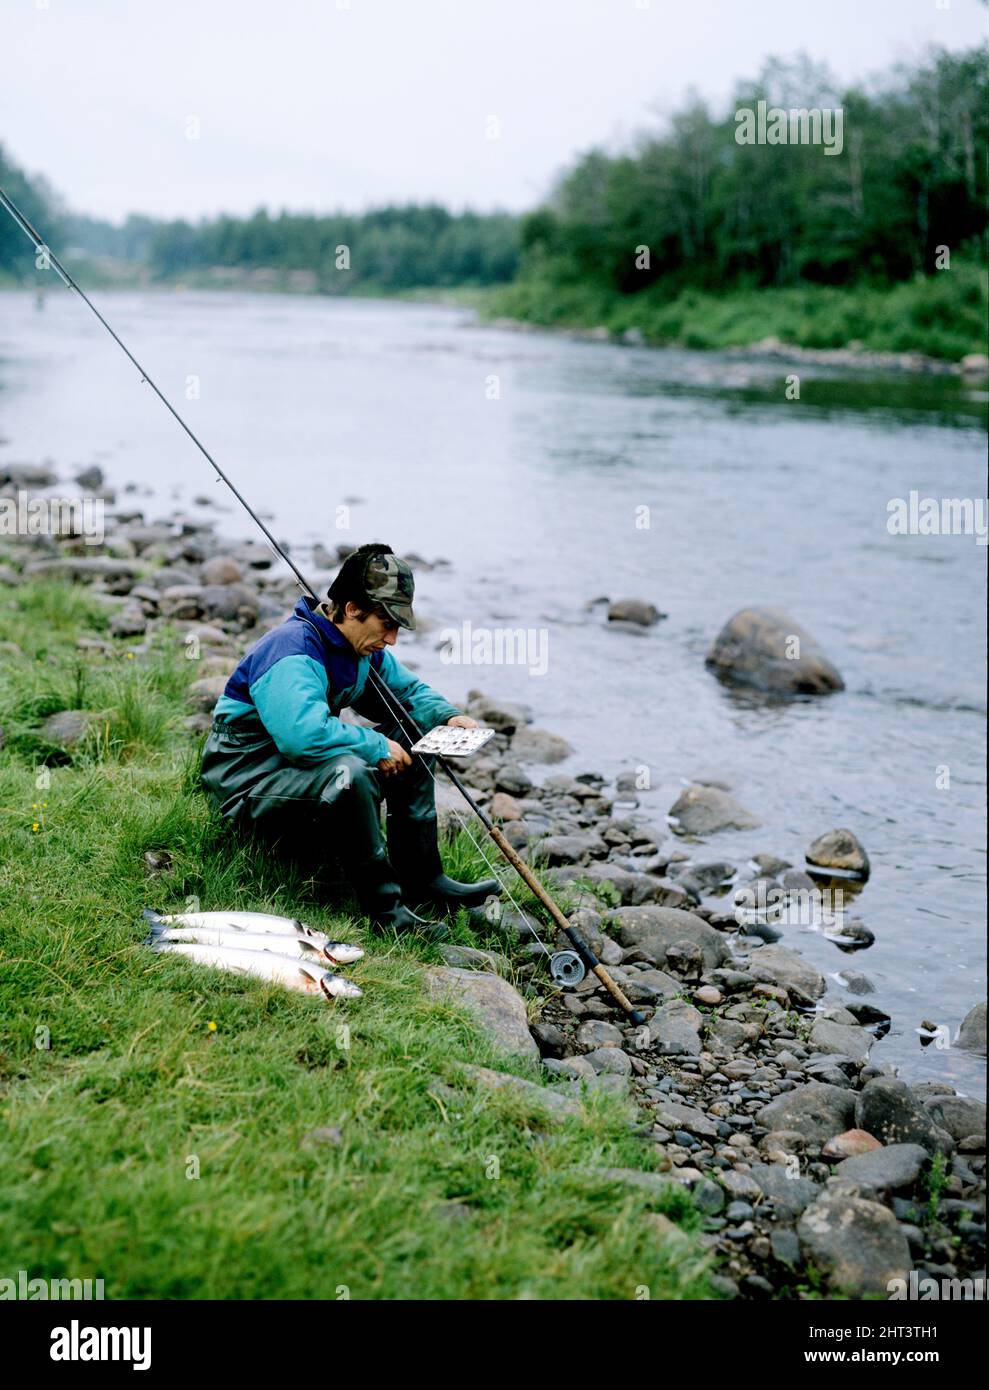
[0,184,645,1026]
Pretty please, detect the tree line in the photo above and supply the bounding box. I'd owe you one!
[144,205,520,290]
[2,45,986,302]
[517,47,987,296]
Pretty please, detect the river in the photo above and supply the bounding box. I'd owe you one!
[1,288,985,1088]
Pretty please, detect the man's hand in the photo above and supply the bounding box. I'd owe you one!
[377,738,412,776]
[447,715,478,729]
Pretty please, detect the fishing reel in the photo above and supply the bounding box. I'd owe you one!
[549,949,586,987]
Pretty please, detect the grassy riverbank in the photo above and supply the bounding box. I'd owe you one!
[6,266,984,366]
[0,569,713,1300]
[482,265,989,363]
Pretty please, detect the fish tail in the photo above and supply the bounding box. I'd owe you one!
[142,908,168,945]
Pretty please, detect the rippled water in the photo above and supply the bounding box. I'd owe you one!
[1,289,985,1087]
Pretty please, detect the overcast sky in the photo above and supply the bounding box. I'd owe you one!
[3,0,986,223]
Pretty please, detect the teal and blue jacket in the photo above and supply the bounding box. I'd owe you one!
[210,595,460,766]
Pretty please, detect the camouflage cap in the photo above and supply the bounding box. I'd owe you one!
[363,551,416,631]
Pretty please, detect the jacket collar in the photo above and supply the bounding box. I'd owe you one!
[292,594,351,649]
[292,594,384,674]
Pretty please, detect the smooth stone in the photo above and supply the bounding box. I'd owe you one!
[532,832,608,865]
[606,598,664,626]
[23,556,136,585]
[187,674,228,712]
[855,1078,955,1158]
[956,1000,987,1055]
[530,1021,568,1056]
[490,791,522,821]
[835,1143,929,1193]
[693,1179,726,1214]
[770,1227,802,1268]
[425,968,539,1062]
[575,1020,623,1049]
[200,555,245,585]
[921,1095,986,1145]
[583,1047,632,1076]
[725,1201,755,1222]
[797,1195,911,1296]
[806,828,871,881]
[593,1168,677,1200]
[652,1099,718,1139]
[746,944,825,1005]
[1,463,59,487]
[648,1000,704,1056]
[751,853,792,877]
[494,764,533,796]
[835,969,875,995]
[509,727,573,764]
[809,1017,875,1064]
[464,693,532,734]
[438,945,511,977]
[458,1063,581,1118]
[705,607,844,695]
[551,861,679,907]
[40,709,101,748]
[542,1056,595,1081]
[747,1163,821,1217]
[757,1083,857,1148]
[607,905,731,971]
[668,783,761,835]
[821,1128,883,1159]
[720,1170,763,1200]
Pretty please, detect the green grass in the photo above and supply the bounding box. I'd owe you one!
[919,1152,949,1226]
[0,565,715,1299]
[483,263,989,362]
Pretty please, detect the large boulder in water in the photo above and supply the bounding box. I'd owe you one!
[607,598,664,626]
[706,607,844,695]
[956,1000,987,1056]
[807,828,870,881]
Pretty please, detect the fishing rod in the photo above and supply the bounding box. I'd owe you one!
[0,185,645,1026]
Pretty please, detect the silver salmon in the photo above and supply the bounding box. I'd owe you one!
[151,941,363,999]
[143,909,364,965]
[150,945,358,1000]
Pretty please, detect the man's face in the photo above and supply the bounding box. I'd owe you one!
[342,603,401,657]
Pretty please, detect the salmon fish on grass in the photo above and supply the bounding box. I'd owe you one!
[142,908,364,964]
[150,941,363,999]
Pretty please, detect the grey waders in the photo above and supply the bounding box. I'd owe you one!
[200,717,498,938]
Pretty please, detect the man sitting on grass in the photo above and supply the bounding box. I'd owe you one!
[201,542,499,939]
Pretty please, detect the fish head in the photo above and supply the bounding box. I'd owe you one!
[322,942,365,966]
[319,973,363,1000]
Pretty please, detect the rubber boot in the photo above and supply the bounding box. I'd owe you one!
[389,816,501,914]
[353,854,449,941]
[323,759,448,940]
